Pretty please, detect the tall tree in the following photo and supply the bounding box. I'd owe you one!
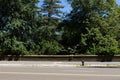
[31,0,64,55]
[61,0,120,54]
[0,0,39,55]
[42,0,64,26]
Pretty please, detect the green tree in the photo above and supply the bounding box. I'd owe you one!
[31,25,63,55]
[32,0,65,55]
[61,0,120,55]
[42,0,64,26]
[0,0,39,55]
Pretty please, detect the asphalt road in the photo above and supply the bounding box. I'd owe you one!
[0,64,120,80]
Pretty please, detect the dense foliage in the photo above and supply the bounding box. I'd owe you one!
[0,0,120,55]
[60,0,120,55]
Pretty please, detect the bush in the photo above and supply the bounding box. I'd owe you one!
[87,35,119,55]
[38,39,63,55]
[2,38,28,55]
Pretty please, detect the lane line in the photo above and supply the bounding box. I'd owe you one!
[0,72,120,77]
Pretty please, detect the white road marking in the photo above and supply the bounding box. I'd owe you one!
[0,72,120,77]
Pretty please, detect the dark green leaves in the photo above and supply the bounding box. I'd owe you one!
[60,0,120,55]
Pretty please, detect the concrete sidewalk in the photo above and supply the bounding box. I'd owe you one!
[0,61,120,68]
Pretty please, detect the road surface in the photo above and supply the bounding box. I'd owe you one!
[0,62,120,80]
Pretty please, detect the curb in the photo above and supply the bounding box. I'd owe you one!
[0,64,76,67]
[79,66,120,68]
